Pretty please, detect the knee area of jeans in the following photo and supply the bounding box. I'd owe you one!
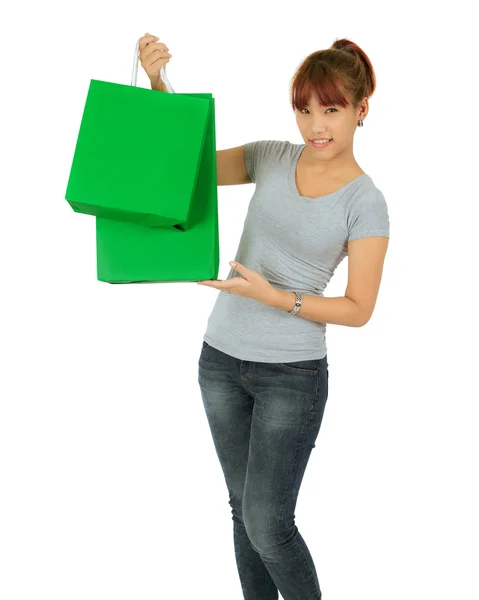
[243,511,291,553]
[245,524,294,555]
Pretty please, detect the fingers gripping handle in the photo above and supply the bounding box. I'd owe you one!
[131,37,175,93]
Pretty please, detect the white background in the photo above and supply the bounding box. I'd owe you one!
[1,1,478,599]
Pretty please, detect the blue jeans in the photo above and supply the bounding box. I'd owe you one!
[198,340,329,600]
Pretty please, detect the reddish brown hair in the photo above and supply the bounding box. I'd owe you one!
[290,38,376,112]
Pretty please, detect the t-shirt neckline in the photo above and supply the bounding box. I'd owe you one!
[289,144,370,201]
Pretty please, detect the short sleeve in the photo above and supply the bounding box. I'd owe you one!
[243,140,281,183]
[347,190,390,241]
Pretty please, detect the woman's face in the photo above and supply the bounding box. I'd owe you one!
[294,95,368,166]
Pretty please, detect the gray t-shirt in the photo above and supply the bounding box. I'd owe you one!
[203,139,390,362]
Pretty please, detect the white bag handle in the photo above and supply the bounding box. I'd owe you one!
[131,37,175,93]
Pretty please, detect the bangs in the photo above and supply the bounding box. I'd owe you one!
[292,62,352,110]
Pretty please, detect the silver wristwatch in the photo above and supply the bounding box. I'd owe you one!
[288,292,303,316]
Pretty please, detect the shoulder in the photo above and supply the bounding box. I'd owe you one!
[243,139,301,161]
[243,140,301,182]
[346,178,390,240]
[347,177,389,210]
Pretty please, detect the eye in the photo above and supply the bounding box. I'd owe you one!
[299,108,337,114]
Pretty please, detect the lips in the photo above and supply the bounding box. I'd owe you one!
[310,138,333,148]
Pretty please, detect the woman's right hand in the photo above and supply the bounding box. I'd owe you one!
[138,33,172,83]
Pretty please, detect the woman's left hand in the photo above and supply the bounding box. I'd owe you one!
[198,261,278,306]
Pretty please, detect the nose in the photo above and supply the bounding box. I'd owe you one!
[311,121,328,135]
[311,122,328,135]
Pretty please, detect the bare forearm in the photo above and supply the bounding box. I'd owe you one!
[269,290,365,327]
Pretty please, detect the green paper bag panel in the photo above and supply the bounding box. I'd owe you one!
[65,80,212,229]
[96,93,219,283]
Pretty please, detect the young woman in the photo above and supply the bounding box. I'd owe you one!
[140,33,390,600]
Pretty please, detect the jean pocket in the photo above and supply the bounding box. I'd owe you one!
[202,340,210,351]
[278,359,320,375]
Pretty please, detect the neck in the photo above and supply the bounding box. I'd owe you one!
[301,143,360,177]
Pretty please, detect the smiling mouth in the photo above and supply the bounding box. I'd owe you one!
[310,139,333,146]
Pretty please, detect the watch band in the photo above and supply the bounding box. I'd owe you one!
[288,292,303,316]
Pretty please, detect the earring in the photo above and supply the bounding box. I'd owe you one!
[358,119,364,127]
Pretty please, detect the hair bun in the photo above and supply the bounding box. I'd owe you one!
[332,39,355,52]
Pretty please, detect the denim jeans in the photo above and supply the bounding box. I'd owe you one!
[197,340,329,600]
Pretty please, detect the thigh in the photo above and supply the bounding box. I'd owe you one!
[198,342,254,502]
[242,357,329,541]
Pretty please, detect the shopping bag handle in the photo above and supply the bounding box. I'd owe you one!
[131,37,176,93]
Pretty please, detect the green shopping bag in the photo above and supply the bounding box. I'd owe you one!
[96,93,219,283]
[94,39,219,283]
[65,43,211,229]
